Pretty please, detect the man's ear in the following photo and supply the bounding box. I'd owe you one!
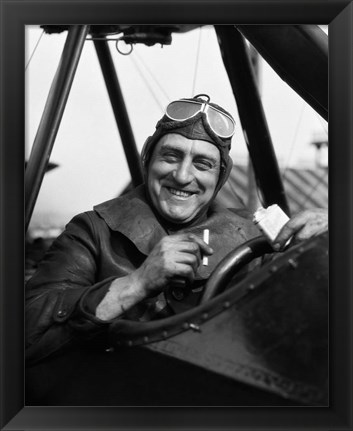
[219,155,233,188]
[141,136,152,168]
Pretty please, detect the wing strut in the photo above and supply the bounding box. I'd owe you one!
[216,26,290,214]
[93,37,144,188]
[25,27,144,232]
[25,25,89,231]
[236,25,328,121]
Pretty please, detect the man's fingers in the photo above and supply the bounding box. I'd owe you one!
[177,240,201,254]
[174,263,196,283]
[274,215,308,249]
[273,209,328,249]
[166,233,214,255]
[173,250,200,271]
[274,221,299,248]
[185,233,214,255]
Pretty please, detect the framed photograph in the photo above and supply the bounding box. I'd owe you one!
[1,1,352,430]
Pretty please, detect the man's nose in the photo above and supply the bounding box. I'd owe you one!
[172,161,193,184]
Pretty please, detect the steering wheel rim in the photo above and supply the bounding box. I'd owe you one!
[200,235,273,304]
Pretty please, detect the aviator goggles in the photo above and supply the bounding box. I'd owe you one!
[165,94,235,139]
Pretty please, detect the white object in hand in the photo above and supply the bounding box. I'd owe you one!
[253,204,290,246]
[203,229,209,266]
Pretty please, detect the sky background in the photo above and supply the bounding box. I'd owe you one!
[25,25,328,237]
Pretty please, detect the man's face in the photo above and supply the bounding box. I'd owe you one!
[147,133,221,224]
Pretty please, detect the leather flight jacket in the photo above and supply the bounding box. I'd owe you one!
[26,185,261,364]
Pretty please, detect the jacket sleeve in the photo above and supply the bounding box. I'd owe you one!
[25,212,116,364]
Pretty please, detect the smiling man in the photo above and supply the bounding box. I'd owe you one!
[147,134,220,224]
[25,94,328,363]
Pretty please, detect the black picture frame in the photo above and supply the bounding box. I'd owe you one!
[1,1,352,430]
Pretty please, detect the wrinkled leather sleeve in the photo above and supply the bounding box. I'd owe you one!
[25,213,116,364]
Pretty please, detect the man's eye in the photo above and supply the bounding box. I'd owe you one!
[194,160,213,170]
[162,152,179,162]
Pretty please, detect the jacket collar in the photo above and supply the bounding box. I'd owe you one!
[94,185,166,255]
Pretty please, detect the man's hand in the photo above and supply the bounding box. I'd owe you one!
[134,233,214,296]
[96,233,213,320]
[273,208,328,250]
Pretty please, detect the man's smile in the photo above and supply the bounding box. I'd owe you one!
[165,187,197,199]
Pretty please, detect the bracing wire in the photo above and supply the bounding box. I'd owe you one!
[281,104,328,209]
[191,27,202,96]
[129,53,166,112]
[133,50,171,105]
[272,79,329,212]
[282,101,306,179]
[25,29,44,71]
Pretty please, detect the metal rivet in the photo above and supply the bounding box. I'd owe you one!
[270,265,278,273]
[248,284,255,290]
[127,340,133,347]
[202,312,209,320]
[189,323,201,332]
[288,258,298,269]
[162,331,168,338]
[223,301,230,309]
[182,322,189,330]
[143,336,149,343]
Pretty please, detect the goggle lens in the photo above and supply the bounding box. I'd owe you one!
[165,99,235,138]
[206,106,235,138]
[166,100,202,121]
